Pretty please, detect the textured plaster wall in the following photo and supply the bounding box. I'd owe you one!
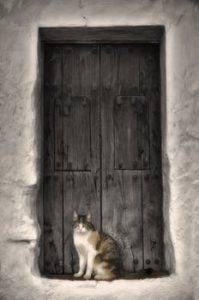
[0,0,199,299]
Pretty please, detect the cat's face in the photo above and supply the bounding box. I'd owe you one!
[73,212,95,234]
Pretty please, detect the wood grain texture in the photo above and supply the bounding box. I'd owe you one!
[61,45,100,171]
[117,46,139,96]
[101,45,143,272]
[114,96,149,170]
[63,172,101,273]
[136,96,150,170]
[102,170,143,272]
[43,46,63,274]
[62,45,100,273]
[40,26,164,43]
[43,173,63,274]
[139,45,163,271]
[44,45,62,174]
[61,95,91,171]
[43,43,163,275]
[142,172,163,271]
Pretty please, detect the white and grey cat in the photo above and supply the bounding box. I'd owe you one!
[73,211,121,280]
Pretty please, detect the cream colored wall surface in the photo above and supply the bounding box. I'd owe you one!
[0,0,199,299]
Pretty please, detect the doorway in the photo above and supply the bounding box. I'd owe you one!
[43,41,163,275]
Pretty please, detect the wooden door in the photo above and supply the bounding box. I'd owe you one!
[43,43,163,275]
[101,44,163,272]
[43,44,100,274]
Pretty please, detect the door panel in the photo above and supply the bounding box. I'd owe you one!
[55,96,91,171]
[43,43,163,275]
[101,44,162,272]
[101,45,144,272]
[114,95,149,170]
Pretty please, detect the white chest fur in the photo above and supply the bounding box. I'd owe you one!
[73,231,98,279]
[73,232,94,256]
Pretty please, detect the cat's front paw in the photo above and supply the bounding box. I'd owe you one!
[74,272,83,278]
[83,273,91,280]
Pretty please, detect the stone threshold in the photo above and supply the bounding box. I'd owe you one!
[43,270,169,281]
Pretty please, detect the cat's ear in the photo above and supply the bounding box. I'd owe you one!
[86,212,91,222]
[73,211,78,222]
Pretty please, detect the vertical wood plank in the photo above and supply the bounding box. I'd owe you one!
[137,96,150,170]
[140,45,162,172]
[101,45,117,170]
[101,45,143,272]
[114,96,138,170]
[43,173,63,274]
[61,96,91,171]
[44,45,62,173]
[118,45,139,96]
[63,172,100,273]
[142,172,163,271]
[43,45,63,274]
[62,45,100,274]
[139,45,163,271]
[102,170,143,272]
[114,95,149,170]
[62,46,96,170]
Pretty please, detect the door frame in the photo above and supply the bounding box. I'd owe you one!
[38,26,170,275]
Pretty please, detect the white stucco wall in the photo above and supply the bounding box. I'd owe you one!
[0,0,199,299]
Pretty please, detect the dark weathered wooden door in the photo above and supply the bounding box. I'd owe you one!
[43,43,163,275]
[101,44,163,272]
[43,44,100,274]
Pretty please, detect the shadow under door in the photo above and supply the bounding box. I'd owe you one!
[43,43,163,275]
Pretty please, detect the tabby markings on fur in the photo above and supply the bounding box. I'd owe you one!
[72,211,121,280]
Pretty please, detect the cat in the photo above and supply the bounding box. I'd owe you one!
[72,211,122,280]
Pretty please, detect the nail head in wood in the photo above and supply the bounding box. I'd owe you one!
[82,97,88,106]
[146,259,151,265]
[92,48,98,54]
[118,163,123,169]
[116,96,123,105]
[105,84,111,91]
[133,174,137,181]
